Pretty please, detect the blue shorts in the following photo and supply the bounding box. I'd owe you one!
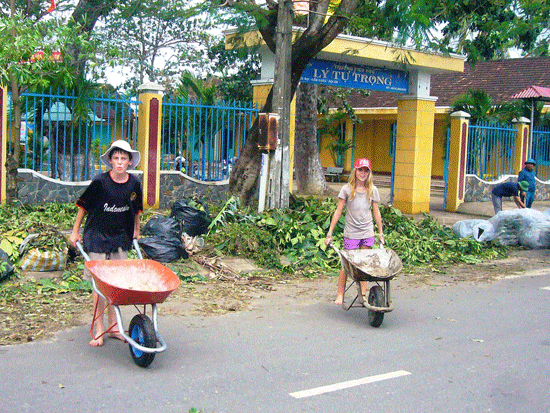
[343,237,375,250]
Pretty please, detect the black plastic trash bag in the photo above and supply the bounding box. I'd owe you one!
[170,200,212,237]
[142,216,182,239]
[0,248,14,281]
[138,236,188,263]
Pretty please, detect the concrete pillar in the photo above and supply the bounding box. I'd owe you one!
[513,117,530,174]
[446,111,470,212]
[393,95,437,214]
[0,86,6,204]
[137,83,164,209]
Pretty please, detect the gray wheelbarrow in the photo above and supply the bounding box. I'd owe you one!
[331,244,403,327]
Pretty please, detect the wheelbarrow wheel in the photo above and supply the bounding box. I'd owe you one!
[367,286,385,328]
[128,314,157,368]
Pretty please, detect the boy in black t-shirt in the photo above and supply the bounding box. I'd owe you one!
[70,140,143,347]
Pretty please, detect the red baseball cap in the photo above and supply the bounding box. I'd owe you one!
[354,158,371,170]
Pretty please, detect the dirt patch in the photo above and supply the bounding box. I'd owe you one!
[1,248,550,346]
[401,248,550,287]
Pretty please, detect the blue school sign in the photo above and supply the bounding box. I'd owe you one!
[300,59,409,93]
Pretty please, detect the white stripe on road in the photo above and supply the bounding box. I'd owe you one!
[540,286,550,291]
[289,370,412,399]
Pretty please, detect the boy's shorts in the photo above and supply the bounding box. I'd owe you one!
[343,237,375,250]
[83,249,128,281]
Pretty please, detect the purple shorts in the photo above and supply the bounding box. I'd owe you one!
[343,237,375,250]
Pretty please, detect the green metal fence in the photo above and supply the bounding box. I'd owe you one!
[466,121,516,181]
[161,96,258,181]
[531,127,550,181]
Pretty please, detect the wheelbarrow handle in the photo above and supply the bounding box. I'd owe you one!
[75,242,91,262]
[133,239,144,259]
[328,242,340,255]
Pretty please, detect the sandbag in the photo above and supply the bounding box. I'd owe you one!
[452,219,486,238]
[0,248,14,281]
[142,216,182,239]
[170,200,212,237]
[138,236,188,263]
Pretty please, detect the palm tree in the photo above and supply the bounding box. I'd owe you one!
[449,89,504,124]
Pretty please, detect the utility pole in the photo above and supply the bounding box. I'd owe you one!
[267,0,293,209]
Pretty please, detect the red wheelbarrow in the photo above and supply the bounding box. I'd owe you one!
[77,240,180,367]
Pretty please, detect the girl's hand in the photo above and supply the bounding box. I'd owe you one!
[325,235,333,246]
[378,234,385,245]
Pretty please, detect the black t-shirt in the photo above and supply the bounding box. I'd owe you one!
[77,172,143,253]
[492,182,520,198]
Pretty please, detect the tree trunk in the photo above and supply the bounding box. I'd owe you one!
[229,0,360,205]
[67,0,119,77]
[229,91,273,205]
[294,83,331,195]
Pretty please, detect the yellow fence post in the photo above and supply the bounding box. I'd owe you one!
[137,83,164,209]
[0,86,6,204]
[446,111,470,212]
[513,117,530,174]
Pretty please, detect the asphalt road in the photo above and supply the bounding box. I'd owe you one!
[2,272,550,413]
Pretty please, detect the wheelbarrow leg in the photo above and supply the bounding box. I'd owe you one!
[342,279,360,311]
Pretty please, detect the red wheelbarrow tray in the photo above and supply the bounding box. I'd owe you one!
[85,259,181,306]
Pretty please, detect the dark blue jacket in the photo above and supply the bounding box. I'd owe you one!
[517,168,536,193]
[492,182,521,198]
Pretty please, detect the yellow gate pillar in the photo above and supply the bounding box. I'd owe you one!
[446,111,470,212]
[393,95,437,214]
[513,117,530,173]
[0,86,6,204]
[137,83,164,209]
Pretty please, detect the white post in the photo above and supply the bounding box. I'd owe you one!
[258,153,269,213]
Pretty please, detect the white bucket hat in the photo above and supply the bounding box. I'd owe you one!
[100,140,141,169]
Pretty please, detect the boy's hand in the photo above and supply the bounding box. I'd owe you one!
[69,232,81,247]
[325,235,332,246]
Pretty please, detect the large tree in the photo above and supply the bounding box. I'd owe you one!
[224,0,363,205]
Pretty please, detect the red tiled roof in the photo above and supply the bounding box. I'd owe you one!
[339,57,550,109]
[511,85,550,101]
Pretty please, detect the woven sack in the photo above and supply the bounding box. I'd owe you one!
[20,248,68,271]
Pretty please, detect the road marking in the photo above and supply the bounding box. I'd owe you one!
[540,286,550,291]
[289,370,411,399]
